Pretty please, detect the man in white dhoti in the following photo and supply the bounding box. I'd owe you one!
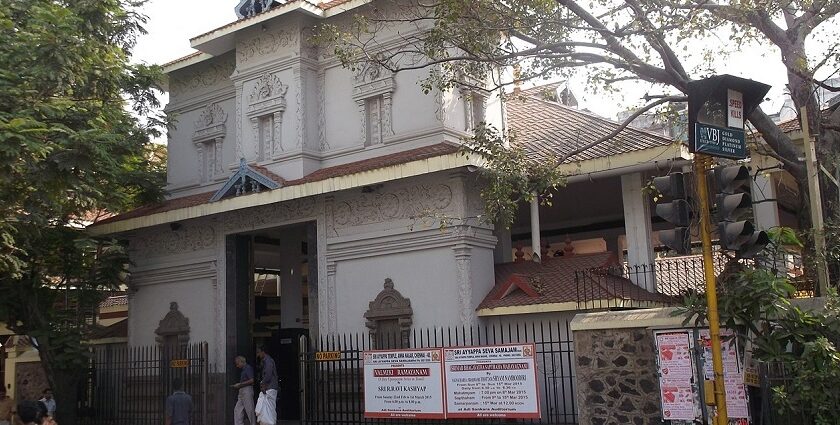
[232,355,256,425]
[255,345,279,425]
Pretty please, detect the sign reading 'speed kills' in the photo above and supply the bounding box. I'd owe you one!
[363,349,445,419]
[444,344,540,419]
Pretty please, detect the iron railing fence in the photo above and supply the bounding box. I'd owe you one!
[78,342,222,425]
[574,253,813,310]
[301,320,577,425]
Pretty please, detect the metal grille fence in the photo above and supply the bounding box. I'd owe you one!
[78,342,221,425]
[301,320,577,425]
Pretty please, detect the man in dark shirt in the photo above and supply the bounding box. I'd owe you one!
[255,345,279,424]
[232,355,256,425]
[257,346,279,392]
[165,377,193,425]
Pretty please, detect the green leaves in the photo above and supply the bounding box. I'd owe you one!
[460,124,566,228]
[0,1,163,419]
[676,247,840,423]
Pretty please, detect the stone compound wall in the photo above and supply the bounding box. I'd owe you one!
[574,328,661,425]
[15,361,48,401]
[571,308,685,425]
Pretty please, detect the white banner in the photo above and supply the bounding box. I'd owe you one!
[443,344,540,419]
[363,349,445,419]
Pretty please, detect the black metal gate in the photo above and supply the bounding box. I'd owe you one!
[301,320,578,425]
[78,342,221,425]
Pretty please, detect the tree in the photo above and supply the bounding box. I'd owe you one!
[0,1,165,423]
[677,229,840,423]
[318,0,840,230]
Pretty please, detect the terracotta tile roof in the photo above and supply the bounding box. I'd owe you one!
[505,86,676,163]
[478,252,669,311]
[90,319,127,340]
[92,143,459,226]
[775,107,837,133]
[161,51,203,68]
[99,295,128,308]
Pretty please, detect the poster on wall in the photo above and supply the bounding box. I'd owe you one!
[698,329,749,420]
[363,348,445,419]
[443,344,540,419]
[654,331,696,421]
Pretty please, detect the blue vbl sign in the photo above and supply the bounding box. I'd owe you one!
[694,123,746,159]
[687,75,770,160]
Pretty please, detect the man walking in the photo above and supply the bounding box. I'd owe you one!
[255,345,278,425]
[165,377,192,425]
[232,355,256,425]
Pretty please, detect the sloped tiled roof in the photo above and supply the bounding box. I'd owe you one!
[478,252,669,311]
[92,143,459,226]
[99,295,128,308]
[506,85,676,163]
[90,319,128,340]
[775,107,837,133]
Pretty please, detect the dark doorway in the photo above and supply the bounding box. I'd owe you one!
[269,328,307,420]
[227,221,317,424]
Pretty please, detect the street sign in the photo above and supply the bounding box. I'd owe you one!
[694,123,746,159]
[315,351,341,361]
[687,75,770,160]
[170,359,190,368]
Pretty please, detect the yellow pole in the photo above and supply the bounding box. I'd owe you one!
[694,153,729,424]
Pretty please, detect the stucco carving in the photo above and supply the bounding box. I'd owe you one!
[170,59,235,94]
[453,246,473,326]
[294,68,304,148]
[220,196,317,232]
[248,73,288,115]
[131,224,216,257]
[318,71,328,151]
[248,74,288,157]
[365,278,413,348]
[330,184,453,229]
[193,103,227,180]
[155,302,190,346]
[353,61,395,145]
[326,262,337,334]
[237,30,297,64]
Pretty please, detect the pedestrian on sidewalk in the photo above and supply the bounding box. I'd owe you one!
[232,355,256,425]
[254,345,278,425]
[37,389,54,418]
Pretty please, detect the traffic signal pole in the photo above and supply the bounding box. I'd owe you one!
[694,153,729,424]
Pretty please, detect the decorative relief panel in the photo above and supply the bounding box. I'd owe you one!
[329,184,452,230]
[131,224,216,257]
[170,59,235,94]
[193,103,228,182]
[353,61,395,146]
[248,73,289,158]
[219,196,318,232]
[237,29,298,64]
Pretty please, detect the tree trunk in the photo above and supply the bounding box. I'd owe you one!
[36,338,82,425]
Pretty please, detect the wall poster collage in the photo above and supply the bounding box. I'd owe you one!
[654,329,750,424]
[363,344,540,419]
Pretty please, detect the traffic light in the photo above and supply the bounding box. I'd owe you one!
[714,165,769,258]
[653,172,691,255]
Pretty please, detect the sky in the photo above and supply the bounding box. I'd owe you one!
[131,0,833,121]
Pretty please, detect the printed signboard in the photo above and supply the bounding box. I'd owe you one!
[699,329,749,420]
[363,349,445,419]
[443,344,540,419]
[655,332,696,421]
